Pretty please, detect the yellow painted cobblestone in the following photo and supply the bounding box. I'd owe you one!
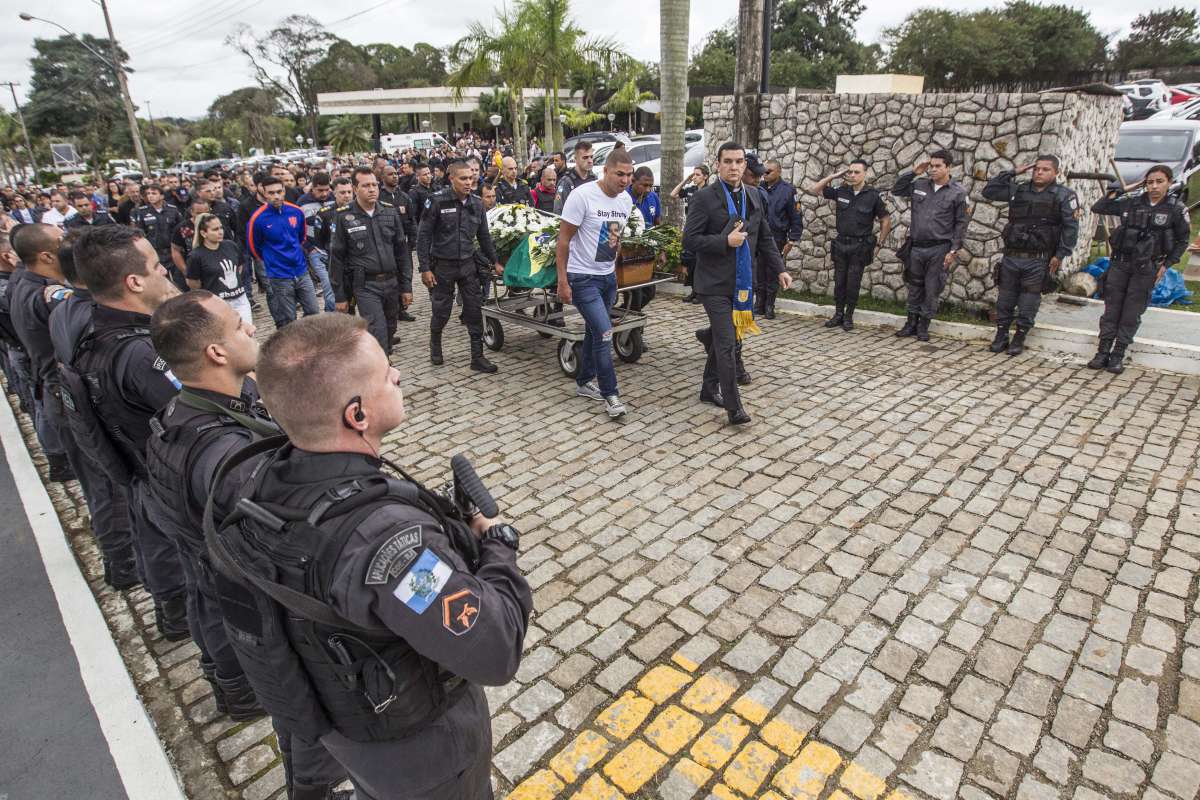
[602,740,669,794]
[637,665,693,704]
[760,717,807,756]
[508,769,566,800]
[771,741,842,800]
[550,730,614,784]
[571,773,625,800]
[643,705,705,755]
[680,673,739,715]
[690,713,752,770]
[594,692,655,741]
[840,762,887,800]
[724,740,780,796]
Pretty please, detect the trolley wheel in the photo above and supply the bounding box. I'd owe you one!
[613,328,644,363]
[483,317,504,351]
[558,339,582,378]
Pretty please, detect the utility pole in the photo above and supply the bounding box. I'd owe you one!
[2,81,38,178]
[98,0,151,176]
[733,0,765,148]
[146,100,154,138]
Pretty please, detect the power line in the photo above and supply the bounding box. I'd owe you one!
[128,0,269,53]
[123,0,247,49]
[325,0,398,28]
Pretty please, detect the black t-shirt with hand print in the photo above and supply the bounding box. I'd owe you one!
[186,241,246,301]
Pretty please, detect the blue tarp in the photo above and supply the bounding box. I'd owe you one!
[1081,257,1193,307]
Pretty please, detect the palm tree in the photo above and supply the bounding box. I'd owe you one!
[326,115,370,154]
[605,78,655,132]
[448,10,538,168]
[516,0,625,153]
[660,0,690,225]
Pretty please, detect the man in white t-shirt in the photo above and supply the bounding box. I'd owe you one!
[555,147,634,418]
[40,190,77,229]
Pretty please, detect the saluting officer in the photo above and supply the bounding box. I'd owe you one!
[807,159,892,331]
[891,149,969,342]
[416,159,502,373]
[981,155,1080,356]
[132,184,185,288]
[206,314,532,800]
[1087,164,1190,374]
[329,167,414,357]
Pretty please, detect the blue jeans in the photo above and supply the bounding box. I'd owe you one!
[308,250,337,312]
[266,274,321,328]
[568,271,618,396]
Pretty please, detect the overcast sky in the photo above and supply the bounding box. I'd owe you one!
[1,0,1145,120]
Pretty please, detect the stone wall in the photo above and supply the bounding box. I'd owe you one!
[702,90,1124,307]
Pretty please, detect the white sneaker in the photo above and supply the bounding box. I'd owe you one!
[576,380,603,400]
[604,394,627,418]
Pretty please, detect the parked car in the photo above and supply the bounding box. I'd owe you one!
[1114,119,1200,201]
[562,131,628,154]
[1170,84,1200,104]
[587,137,705,188]
[1150,97,1200,122]
[1117,80,1170,119]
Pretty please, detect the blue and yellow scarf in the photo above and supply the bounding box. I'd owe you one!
[720,181,761,341]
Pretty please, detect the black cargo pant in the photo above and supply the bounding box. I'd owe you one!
[181,557,243,680]
[126,479,187,604]
[905,242,952,318]
[1098,258,1157,347]
[832,236,875,313]
[355,274,399,355]
[995,255,1047,330]
[753,236,786,305]
[430,258,483,338]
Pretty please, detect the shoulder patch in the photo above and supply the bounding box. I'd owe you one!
[424,199,432,209]
[392,548,452,614]
[152,356,169,371]
[43,284,72,304]
[365,525,423,586]
[442,589,481,636]
[1068,193,1080,210]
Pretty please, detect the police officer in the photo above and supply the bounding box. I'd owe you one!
[759,159,804,320]
[981,155,1080,356]
[66,225,189,638]
[379,164,418,244]
[416,160,501,373]
[330,167,413,356]
[891,149,969,342]
[132,184,185,289]
[0,226,34,414]
[8,223,75,482]
[66,191,115,228]
[495,156,532,206]
[807,159,892,331]
[48,230,139,589]
[1087,164,1190,374]
[206,314,532,800]
[313,178,353,258]
[409,164,436,226]
[554,141,597,213]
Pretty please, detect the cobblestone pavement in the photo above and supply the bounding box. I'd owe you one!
[10,289,1200,800]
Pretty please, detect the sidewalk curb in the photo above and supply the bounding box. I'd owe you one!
[657,282,1200,376]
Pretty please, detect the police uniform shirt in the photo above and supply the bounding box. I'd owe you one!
[268,448,533,686]
[313,201,337,252]
[133,203,184,263]
[328,200,413,303]
[981,171,1080,260]
[380,186,418,243]
[891,172,969,249]
[49,287,96,367]
[9,266,72,388]
[1094,192,1190,266]
[495,180,532,207]
[416,189,497,269]
[176,382,275,515]
[553,168,597,214]
[822,184,888,238]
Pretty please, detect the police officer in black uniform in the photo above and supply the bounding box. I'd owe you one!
[48,230,139,588]
[206,314,532,800]
[8,223,76,482]
[981,155,1080,356]
[313,178,353,261]
[417,160,501,373]
[554,141,597,214]
[808,159,893,331]
[65,225,189,638]
[377,167,419,323]
[329,167,414,356]
[495,156,533,206]
[0,228,35,414]
[408,164,436,227]
[132,184,185,289]
[1088,164,1190,374]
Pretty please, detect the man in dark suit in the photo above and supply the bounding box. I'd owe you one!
[683,141,792,425]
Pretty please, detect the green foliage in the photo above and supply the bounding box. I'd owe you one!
[884,2,1107,88]
[325,115,370,154]
[562,109,603,129]
[606,78,655,129]
[1115,7,1200,69]
[187,137,223,159]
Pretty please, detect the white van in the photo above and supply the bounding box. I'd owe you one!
[380,132,451,153]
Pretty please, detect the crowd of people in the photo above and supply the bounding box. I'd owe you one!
[0,125,1193,799]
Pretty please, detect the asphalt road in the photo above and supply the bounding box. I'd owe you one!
[0,443,127,800]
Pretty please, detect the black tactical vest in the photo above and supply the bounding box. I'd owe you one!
[1110,197,1180,263]
[0,272,22,350]
[206,440,470,743]
[1002,186,1061,255]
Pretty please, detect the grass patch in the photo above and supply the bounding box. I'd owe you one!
[778,287,992,326]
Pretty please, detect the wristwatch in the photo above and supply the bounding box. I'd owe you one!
[483,523,520,551]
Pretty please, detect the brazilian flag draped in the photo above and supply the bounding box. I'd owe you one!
[502,233,558,289]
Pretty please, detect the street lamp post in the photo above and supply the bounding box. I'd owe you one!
[488,113,502,152]
[607,112,615,132]
[19,3,151,177]
[236,139,243,158]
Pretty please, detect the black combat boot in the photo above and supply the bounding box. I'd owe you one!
[694,328,712,354]
[727,406,752,425]
[201,661,227,714]
[753,294,766,316]
[1105,344,1127,375]
[699,387,724,407]
[735,342,751,385]
[1008,327,1029,356]
[429,331,444,365]
[216,674,266,721]
[103,554,140,591]
[47,453,75,483]
[895,313,919,337]
[824,308,844,328]
[916,316,931,342]
[842,308,855,331]
[1086,339,1112,370]
[155,594,190,642]
[469,338,497,373]
[764,290,777,320]
[988,324,1010,353]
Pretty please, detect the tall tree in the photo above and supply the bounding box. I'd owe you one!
[326,115,370,154]
[1115,7,1200,69]
[605,78,654,131]
[207,87,289,153]
[661,0,690,226]
[228,15,338,142]
[734,0,766,145]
